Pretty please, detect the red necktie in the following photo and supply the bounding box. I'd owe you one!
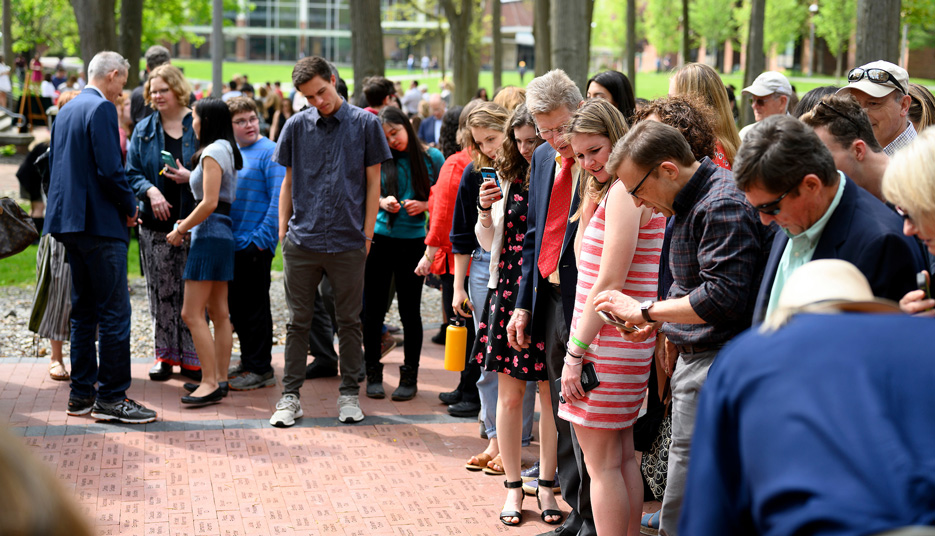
[538,157,574,279]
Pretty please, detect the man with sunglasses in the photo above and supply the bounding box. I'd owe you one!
[738,71,794,141]
[595,120,771,536]
[734,115,923,325]
[838,60,915,156]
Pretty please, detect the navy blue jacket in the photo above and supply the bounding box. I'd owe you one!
[753,177,924,323]
[46,87,137,242]
[516,142,581,331]
[418,115,441,145]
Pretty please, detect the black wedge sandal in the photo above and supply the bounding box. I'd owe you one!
[499,480,524,526]
[536,478,563,525]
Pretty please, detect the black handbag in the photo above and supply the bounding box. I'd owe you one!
[0,197,39,259]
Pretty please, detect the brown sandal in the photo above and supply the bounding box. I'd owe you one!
[483,454,505,475]
[466,452,493,471]
[49,361,70,381]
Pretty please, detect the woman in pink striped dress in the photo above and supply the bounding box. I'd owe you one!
[558,99,665,536]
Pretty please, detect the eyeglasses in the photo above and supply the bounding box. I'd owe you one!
[628,164,658,198]
[894,205,915,224]
[818,101,863,132]
[150,88,173,96]
[753,181,800,215]
[535,123,567,139]
[233,116,259,127]
[752,94,779,107]
[847,67,906,95]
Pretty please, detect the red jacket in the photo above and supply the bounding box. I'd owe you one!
[426,149,472,275]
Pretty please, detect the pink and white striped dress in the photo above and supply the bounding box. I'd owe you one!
[558,189,666,430]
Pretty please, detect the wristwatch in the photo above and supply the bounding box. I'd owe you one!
[640,300,656,323]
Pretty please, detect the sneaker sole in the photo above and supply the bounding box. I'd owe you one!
[338,412,364,423]
[90,411,157,424]
[67,407,93,416]
[270,408,303,428]
[229,379,276,391]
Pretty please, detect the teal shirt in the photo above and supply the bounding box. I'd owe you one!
[375,147,445,239]
[765,173,847,319]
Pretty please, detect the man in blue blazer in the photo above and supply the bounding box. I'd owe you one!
[417,94,445,146]
[46,51,156,424]
[734,115,924,324]
[507,70,594,536]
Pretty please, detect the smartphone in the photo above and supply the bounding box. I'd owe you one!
[918,271,931,300]
[557,362,600,404]
[480,166,500,188]
[160,150,176,168]
[597,310,640,333]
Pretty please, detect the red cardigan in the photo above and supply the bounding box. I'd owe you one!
[426,149,472,275]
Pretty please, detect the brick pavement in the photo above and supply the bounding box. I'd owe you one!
[1,341,582,535]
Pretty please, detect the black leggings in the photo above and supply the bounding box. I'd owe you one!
[363,234,425,370]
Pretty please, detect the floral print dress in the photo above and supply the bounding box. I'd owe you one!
[477,182,548,382]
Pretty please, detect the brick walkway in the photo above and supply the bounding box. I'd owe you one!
[2,341,574,535]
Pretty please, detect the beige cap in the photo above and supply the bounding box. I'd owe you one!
[762,259,902,331]
[742,71,793,97]
[838,60,909,98]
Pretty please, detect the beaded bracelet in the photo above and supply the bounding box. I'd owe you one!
[569,335,589,350]
[564,354,583,366]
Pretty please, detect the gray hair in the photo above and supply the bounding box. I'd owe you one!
[525,69,582,116]
[87,51,130,81]
[144,45,171,71]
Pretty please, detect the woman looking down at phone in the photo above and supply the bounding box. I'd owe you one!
[559,98,664,536]
[363,107,445,401]
[126,64,201,383]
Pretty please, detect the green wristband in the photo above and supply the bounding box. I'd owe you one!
[570,336,589,350]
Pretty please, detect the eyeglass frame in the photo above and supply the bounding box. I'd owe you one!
[535,122,568,139]
[751,93,783,107]
[894,205,915,224]
[847,67,907,95]
[232,115,260,127]
[752,181,801,216]
[628,164,659,198]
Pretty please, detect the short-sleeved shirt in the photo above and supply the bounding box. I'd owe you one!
[190,140,237,203]
[273,99,391,253]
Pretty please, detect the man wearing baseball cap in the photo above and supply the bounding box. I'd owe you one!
[838,60,915,156]
[739,71,794,140]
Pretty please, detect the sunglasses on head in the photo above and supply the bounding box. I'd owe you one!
[753,181,800,216]
[818,101,863,132]
[847,67,906,95]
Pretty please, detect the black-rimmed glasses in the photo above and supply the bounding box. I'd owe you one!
[847,67,906,95]
[894,205,915,224]
[753,182,800,215]
[628,164,658,198]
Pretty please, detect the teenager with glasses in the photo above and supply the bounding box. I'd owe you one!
[838,60,916,155]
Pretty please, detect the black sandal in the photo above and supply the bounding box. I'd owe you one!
[536,479,563,525]
[499,480,524,526]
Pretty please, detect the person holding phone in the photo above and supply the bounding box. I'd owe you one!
[559,99,664,535]
[126,64,200,383]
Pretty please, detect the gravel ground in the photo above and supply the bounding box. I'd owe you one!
[0,271,446,359]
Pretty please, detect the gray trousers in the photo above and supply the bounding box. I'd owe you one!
[281,237,365,397]
[659,350,717,536]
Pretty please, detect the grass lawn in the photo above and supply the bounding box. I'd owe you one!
[0,238,142,288]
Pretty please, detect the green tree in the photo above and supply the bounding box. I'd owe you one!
[903,0,935,50]
[646,0,681,56]
[691,0,736,71]
[10,0,79,56]
[813,0,856,80]
[735,0,807,58]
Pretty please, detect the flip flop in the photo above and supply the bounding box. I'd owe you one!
[465,452,493,472]
[483,454,505,475]
[49,361,70,381]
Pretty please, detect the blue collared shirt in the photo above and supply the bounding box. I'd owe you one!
[273,99,391,253]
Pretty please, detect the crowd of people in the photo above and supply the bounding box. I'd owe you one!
[14,42,935,535]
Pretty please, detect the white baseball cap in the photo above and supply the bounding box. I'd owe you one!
[742,71,793,97]
[838,60,909,99]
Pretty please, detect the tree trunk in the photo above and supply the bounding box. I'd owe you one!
[2,0,12,77]
[681,0,690,67]
[492,0,502,91]
[212,0,223,97]
[119,0,144,88]
[550,0,591,93]
[856,0,901,65]
[835,50,844,83]
[533,0,551,75]
[70,0,118,71]
[626,0,636,93]
[438,17,447,81]
[349,0,385,101]
[742,0,766,128]
[440,0,478,106]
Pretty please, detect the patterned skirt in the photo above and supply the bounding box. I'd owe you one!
[184,213,234,282]
[28,234,71,341]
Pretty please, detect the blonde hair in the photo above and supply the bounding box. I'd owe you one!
[56,90,80,109]
[882,126,935,220]
[670,63,741,166]
[144,64,191,109]
[466,101,509,169]
[493,86,526,112]
[565,98,630,220]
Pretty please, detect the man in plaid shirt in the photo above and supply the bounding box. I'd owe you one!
[594,120,772,536]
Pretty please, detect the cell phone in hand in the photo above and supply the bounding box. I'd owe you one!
[597,310,640,333]
[160,150,176,168]
[918,271,931,300]
[480,166,500,188]
[557,362,600,404]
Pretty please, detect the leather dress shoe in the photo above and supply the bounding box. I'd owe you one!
[305,361,338,379]
[447,400,481,418]
[438,389,462,405]
[181,387,224,406]
[183,382,228,397]
[149,361,172,381]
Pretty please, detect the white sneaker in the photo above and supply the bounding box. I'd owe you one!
[337,395,364,423]
[270,394,303,427]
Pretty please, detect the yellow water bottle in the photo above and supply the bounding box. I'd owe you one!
[444,317,467,372]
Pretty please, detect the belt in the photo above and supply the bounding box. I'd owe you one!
[676,343,722,355]
[195,200,231,216]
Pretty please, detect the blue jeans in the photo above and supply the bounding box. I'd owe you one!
[56,233,132,402]
[470,249,535,444]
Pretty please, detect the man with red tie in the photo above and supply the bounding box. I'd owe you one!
[507,69,594,536]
